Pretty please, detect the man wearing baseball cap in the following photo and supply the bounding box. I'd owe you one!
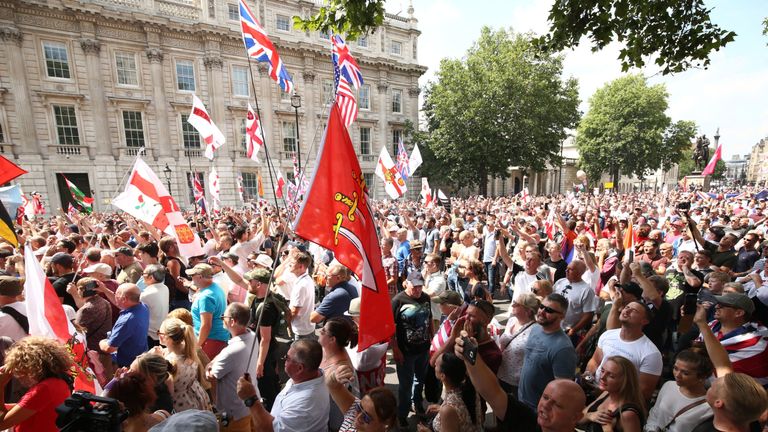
[698,293,768,385]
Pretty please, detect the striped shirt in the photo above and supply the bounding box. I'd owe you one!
[703,320,768,385]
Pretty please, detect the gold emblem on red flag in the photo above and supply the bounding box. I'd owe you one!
[174,224,194,243]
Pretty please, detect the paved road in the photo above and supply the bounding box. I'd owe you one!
[383,296,513,430]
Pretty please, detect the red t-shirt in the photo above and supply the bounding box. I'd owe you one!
[14,377,71,432]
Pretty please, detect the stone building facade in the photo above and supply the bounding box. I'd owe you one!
[0,0,425,211]
[747,137,768,184]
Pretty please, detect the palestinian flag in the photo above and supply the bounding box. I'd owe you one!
[63,176,94,213]
[0,199,18,248]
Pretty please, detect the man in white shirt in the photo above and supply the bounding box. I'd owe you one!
[237,339,329,432]
[552,260,598,339]
[0,276,27,342]
[138,264,168,347]
[289,251,316,340]
[513,251,551,301]
[230,219,268,274]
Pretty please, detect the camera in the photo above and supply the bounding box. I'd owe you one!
[56,391,128,432]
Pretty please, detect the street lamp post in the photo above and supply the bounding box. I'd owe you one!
[290,92,302,173]
[163,164,172,195]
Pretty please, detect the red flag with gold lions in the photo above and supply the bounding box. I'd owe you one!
[293,104,394,351]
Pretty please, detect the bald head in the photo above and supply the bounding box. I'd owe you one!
[116,283,141,308]
[537,379,585,431]
[566,260,586,282]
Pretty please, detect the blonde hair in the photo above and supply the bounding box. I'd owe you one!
[134,353,174,385]
[721,373,768,423]
[605,356,646,415]
[4,336,73,383]
[167,308,193,326]
[160,317,205,383]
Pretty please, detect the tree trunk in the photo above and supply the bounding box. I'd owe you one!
[478,170,488,196]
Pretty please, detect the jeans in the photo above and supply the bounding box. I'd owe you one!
[484,261,498,294]
[395,350,429,418]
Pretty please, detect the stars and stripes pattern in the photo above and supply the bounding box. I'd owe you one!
[238,0,293,93]
[331,34,361,127]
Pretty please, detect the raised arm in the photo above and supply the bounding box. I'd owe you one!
[693,302,732,376]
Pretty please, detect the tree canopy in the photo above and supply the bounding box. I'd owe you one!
[421,27,580,195]
[297,0,737,75]
[576,75,695,182]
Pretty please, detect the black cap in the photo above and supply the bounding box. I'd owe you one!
[50,252,74,267]
[616,282,643,299]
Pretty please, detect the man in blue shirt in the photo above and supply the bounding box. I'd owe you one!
[188,263,229,359]
[99,283,149,367]
[310,264,358,324]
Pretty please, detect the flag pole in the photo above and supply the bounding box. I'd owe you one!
[187,151,199,216]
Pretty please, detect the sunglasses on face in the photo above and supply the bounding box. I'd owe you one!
[354,402,373,424]
[539,305,562,315]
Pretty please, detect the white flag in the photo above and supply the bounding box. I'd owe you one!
[246,103,263,162]
[408,143,423,174]
[188,95,225,160]
[208,167,221,211]
[374,146,407,199]
[112,157,205,258]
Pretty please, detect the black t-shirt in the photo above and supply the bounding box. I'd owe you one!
[643,299,673,350]
[249,296,279,364]
[546,258,568,282]
[498,394,538,431]
[692,418,761,432]
[735,248,760,273]
[52,273,77,310]
[703,242,738,269]
[160,256,188,302]
[392,291,432,355]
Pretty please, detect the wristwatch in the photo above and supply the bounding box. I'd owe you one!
[243,395,261,407]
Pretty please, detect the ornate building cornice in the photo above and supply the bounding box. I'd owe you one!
[79,38,101,55]
[0,26,23,46]
[203,55,223,70]
[145,48,164,63]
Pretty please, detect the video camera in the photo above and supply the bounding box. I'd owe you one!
[56,391,128,432]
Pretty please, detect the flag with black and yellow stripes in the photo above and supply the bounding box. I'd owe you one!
[0,200,18,248]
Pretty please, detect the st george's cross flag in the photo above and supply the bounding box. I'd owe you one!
[246,104,264,162]
[188,95,225,160]
[112,158,204,258]
[420,177,433,207]
[375,146,407,199]
[293,103,394,351]
[24,243,99,393]
[275,169,286,199]
[208,167,221,212]
[239,0,293,93]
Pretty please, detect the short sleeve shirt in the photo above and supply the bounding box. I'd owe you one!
[596,329,663,379]
[15,377,71,432]
[108,303,149,366]
[518,325,577,409]
[315,281,358,321]
[191,282,230,343]
[392,291,432,354]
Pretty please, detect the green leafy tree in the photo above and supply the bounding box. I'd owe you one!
[297,0,736,75]
[576,75,694,182]
[422,27,580,195]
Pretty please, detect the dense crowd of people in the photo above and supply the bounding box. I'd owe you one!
[1,185,768,431]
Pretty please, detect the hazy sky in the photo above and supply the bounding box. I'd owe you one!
[390,0,768,159]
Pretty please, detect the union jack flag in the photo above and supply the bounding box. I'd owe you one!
[331,35,364,90]
[331,34,360,127]
[192,173,206,214]
[396,137,410,180]
[238,0,293,93]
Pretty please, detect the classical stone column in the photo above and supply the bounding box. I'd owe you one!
[377,82,389,154]
[145,48,171,158]
[0,27,42,157]
[79,38,108,159]
[301,70,316,162]
[203,55,226,158]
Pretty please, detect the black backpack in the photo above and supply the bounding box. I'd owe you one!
[256,292,293,342]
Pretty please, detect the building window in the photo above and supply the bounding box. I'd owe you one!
[320,29,330,40]
[181,114,201,148]
[360,127,371,155]
[176,60,196,91]
[392,89,403,113]
[390,40,402,56]
[232,66,249,97]
[43,41,71,79]
[282,121,296,152]
[322,79,335,105]
[122,111,145,148]
[363,173,374,192]
[359,84,371,110]
[115,52,139,86]
[280,89,291,102]
[239,118,247,151]
[357,35,368,48]
[276,14,291,32]
[228,3,239,20]
[392,129,402,155]
[53,105,80,146]
[0,123,4,143]
[240,172,259,200]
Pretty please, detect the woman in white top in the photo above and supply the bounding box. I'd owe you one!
[497,292,540,394]
[644,348,713,432]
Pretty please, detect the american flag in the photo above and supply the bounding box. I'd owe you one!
[331,35,364,89]
[396,138,410,180]
[246,103,263,162]
[238,0,293,93]
[331,34,361,127]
